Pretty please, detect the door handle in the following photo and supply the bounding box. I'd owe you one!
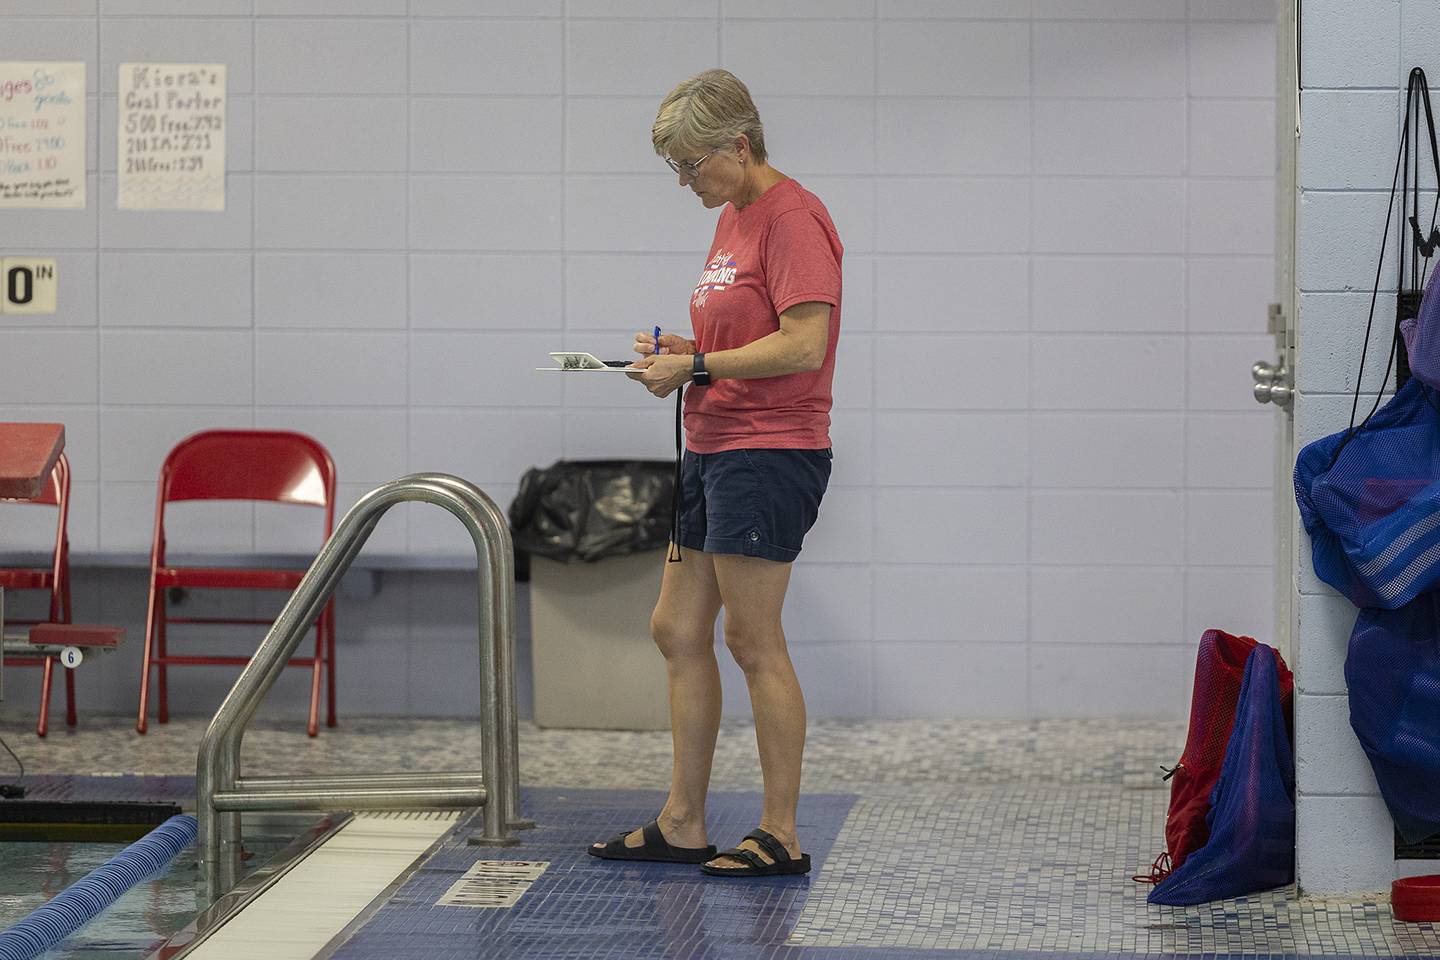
[1252,360,1293,410]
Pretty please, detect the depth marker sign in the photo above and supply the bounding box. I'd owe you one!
[1,258,57,314]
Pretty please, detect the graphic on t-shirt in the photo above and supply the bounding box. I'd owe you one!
[692,249,738,310]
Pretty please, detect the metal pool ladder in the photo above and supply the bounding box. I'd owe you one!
[195,473,529,898]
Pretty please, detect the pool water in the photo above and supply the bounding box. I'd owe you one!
[0,817,316,959]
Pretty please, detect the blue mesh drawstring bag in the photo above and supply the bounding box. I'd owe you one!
[1148,644,1295,906]
[1296,67,1440,610]
[1295,377,1440,610]
[1346,595,1440,843]
[1402,268,1440,391]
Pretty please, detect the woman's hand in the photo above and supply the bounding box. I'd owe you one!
[626,354,693,398]
[633,331,695,356]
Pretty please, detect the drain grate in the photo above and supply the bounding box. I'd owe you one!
[436,860,548,909]
[1396,827,1440,860]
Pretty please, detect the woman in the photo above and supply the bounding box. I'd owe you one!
[587,69,843,878]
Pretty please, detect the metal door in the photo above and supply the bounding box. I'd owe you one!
[1252,0,1299,664]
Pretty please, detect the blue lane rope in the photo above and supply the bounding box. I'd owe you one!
[0,814,197,960]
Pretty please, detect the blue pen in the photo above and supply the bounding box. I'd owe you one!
[653,325,661,355]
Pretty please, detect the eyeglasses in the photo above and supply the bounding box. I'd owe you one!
[664,150,717,178]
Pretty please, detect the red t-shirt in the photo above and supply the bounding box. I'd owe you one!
[684,179,843,453]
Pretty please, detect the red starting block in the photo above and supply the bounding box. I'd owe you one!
[27,623,125,651]
[2,624,124,736]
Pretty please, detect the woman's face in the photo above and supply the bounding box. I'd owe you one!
[669,144,742,209]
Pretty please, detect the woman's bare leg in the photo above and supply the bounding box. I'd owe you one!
[706,554,805,868]
[593,550,723,851]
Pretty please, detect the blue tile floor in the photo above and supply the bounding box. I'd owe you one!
[328,786,854,960]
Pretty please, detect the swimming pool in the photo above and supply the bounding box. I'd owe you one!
[0,814,317,959]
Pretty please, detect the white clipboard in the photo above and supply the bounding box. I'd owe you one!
[536,351,643,372]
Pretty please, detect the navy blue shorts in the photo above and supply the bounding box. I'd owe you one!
[674,448,832,563]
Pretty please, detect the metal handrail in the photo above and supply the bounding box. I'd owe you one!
[196,473,526,898]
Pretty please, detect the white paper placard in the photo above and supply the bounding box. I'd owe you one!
[0,62,86,209]
[118,63,225,211]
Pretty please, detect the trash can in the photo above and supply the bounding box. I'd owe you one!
[509,460,675,730]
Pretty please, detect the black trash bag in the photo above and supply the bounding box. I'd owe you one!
[508,459,675,564]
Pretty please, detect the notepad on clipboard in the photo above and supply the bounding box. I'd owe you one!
[536,351,642,372]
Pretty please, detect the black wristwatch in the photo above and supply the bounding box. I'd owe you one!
[691,353,711,386]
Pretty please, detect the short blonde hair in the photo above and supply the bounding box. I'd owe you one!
[653,69,767,165]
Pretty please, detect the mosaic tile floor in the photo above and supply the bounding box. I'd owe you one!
[2,714,1438,958]
[325,787,858,960]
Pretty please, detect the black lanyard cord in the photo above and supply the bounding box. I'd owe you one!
[668,384,684,563]
[1335,67,1440,470]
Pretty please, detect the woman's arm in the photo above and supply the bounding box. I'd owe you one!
[706,300,830,380]
[629,301,831,398]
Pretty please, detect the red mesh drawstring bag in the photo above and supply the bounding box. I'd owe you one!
[1136,629,1294,885]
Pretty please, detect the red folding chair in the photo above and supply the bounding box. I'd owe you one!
[136,430,337,737]
[0,453,75,737]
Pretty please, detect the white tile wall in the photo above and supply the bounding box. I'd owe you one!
[256,253,409,329]
[1031,258,1185,333]
[1189,256,1276,332]
[0,4,1276,727]
[876,257,1030,332]
[256,19,404,94]
[1184,566,1274,642]
[1031,336,1185,410]
[573,20,718,96]
[1030,644,1191,717]
[414,254,562,329]
[1033,179,1187,255]
[99,407,253,482]
[1188,178,1276,255]
[874,566,1028,646]
[100,330,252,405]
[878,99,1029,175]
[1029,413,1184,487]
[255,332,407,406]
[879,20,1028,97]
[256,97,409,173]
[100,253,253,327]
[1188,21,1276,97]
[872,641,1029,718]
[255,176,405,249]
[1033,101,1185,177]
[1030,491,1184,565]
[1029,567,1184,646]
[1295,0,1436,894]
[100,18,254,93]
[416,98,563,174]
[877,178,1031,252]
[1034,22,1187,98]
[1190,99,1276,178]
[101,175,254,248]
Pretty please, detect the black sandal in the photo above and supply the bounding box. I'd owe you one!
[700,827,811,877]
[588,818,718,864]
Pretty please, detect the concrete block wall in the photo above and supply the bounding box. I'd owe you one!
[0,0,1278,722]
[1294,0,1439,896]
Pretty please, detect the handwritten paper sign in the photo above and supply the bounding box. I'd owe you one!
[0,62,86,209]
[118,63,225,211]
